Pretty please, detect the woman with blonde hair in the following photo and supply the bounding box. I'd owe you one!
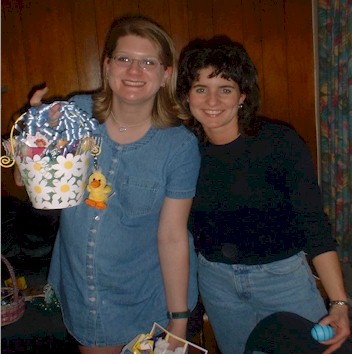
[18,15,200,353]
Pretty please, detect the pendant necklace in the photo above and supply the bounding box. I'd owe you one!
[110,111,151,132]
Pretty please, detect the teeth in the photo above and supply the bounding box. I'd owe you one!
[205,110,222,115]
[123,80,145,86]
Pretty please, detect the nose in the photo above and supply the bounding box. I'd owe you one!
[206,92,220,106]
[127,59,143,72]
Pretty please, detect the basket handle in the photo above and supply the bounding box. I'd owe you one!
[0,114,25,168]
[1,254,19,302]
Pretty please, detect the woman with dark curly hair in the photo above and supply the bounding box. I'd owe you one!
[177,36,350,354]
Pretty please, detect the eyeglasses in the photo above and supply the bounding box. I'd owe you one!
[111,53,163,71]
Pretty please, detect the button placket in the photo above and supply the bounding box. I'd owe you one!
[86,216,99,316]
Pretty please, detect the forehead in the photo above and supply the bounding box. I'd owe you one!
[195,67,234,85]
[115,35,160,56]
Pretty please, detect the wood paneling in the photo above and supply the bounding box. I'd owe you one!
[1,0,316,198]
[285,0,316,158]
[213,0,244,43]
[188,0,214,39]
[168,0,189,54]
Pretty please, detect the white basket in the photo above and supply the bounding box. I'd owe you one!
[15,149,90,209]
[1,101,97,209]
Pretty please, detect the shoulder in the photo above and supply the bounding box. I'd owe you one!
[255,120,312,169]
[257,119,305,149]
[68,94,94,116]
[161,125,198,146]
[155,126,200,164]
[259,119,298,138]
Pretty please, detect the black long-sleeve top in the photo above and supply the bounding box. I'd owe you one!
[190,120,336,265]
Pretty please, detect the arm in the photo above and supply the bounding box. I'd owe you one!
[158,196,193,344]
[312,251,350,354]
[285,130,350,352]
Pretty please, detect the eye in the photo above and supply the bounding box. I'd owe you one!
[115,55,130,63]
[221,88,232,94]
[142,58,157,67]
[195,87,206,94]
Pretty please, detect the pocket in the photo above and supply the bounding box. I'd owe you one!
[261,252,304,275]
[198,253,219,271]
[120,176,159,216]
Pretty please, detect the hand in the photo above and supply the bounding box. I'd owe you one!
[30,86,48,107]
[166,319,188,351]
[319,305,350,354]
[30,86,61,127]
[14,166,23,186]
[13,86,60,187]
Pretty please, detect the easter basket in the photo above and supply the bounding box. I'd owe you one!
[1,102,98,209]
[122,322,208,354]
[1,255,26,326]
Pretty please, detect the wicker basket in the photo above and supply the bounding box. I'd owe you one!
[1,254,26,326]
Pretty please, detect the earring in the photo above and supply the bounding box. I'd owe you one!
[239,103,244,109]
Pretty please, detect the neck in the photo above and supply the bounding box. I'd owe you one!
[206,118,241,145]
[110,111,151,132]
[205,125,241,145]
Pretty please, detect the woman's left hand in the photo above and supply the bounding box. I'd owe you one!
[318,304,350,354]
[166,319,188,351]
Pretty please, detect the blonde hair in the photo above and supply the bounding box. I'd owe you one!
[93,15,180,128]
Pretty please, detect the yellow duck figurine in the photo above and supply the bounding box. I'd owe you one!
[85,170,111,210]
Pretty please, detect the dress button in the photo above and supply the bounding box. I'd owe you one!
[89,297,96,302]
[94,216,100,221]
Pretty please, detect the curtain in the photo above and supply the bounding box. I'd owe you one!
[318,0,352,263]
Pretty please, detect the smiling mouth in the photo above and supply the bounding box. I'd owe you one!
[123,80,145,87]
[204,110,223,116]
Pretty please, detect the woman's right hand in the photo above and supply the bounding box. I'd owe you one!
[30,86,49,107]
[14,86,60,186]
[30,86,61,126]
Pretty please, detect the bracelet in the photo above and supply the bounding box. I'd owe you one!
[329,300,349,307]
[167,310,190,320]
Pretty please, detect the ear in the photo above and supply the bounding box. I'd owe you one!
[161,66,172,87]
[239,93,246,105]
[103,57,110,75]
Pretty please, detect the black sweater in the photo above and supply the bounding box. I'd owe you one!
[190,120,336,265]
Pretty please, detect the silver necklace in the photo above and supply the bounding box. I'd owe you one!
[110,111,150,132]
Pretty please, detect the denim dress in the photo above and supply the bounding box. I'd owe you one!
[48,95,201,346]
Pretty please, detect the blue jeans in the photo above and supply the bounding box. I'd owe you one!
[198,252,327,354]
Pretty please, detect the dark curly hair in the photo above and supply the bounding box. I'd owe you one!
[177,35,261,143]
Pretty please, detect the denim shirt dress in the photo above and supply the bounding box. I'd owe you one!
[48,95,201,346]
